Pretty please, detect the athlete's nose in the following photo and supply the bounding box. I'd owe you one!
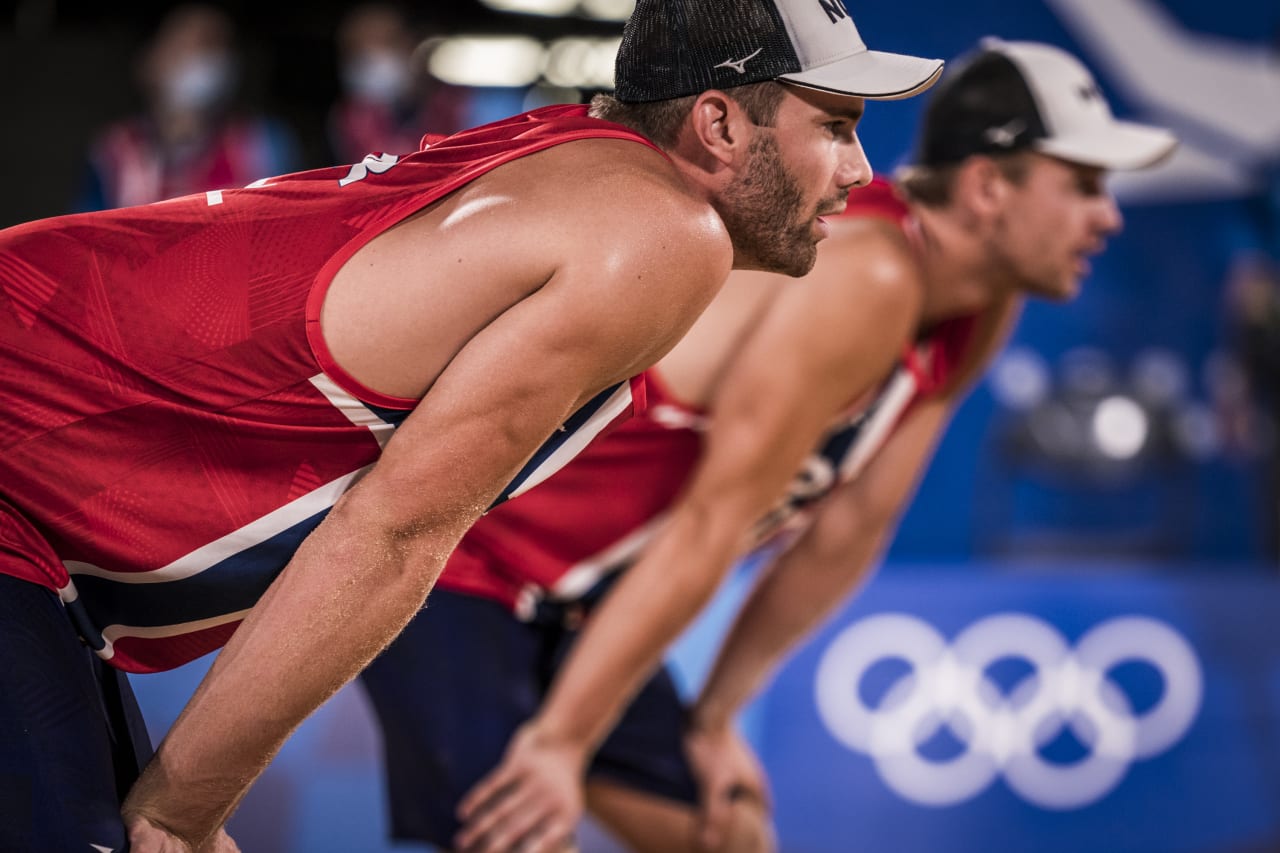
[1096,190,1123,237]
[838,135,873,190]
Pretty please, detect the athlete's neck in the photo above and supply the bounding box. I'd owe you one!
[911,202,1010,326]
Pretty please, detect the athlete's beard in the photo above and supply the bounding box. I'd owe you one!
[987,212,1080,302]
[718,131,823,277]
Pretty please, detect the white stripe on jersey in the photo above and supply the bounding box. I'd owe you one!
[549,511,671,601]
[62,464,374,585]
[504,381,635,503]
[309,373,397,448]
[95,608,254,662]
[836,367,918,481]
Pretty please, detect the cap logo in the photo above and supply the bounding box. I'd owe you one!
[714,47,765,75]
[817,0,850,25]
[983,118,1027,148]
[1077,83,1103,103]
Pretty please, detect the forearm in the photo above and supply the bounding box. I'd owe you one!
[534,501,751,752]
[122,498,466,847]
[692,512,892,730]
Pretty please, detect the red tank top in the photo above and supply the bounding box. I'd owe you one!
[0,104,656,672]
[437,177,980,616]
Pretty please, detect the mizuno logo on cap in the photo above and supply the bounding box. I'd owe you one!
[715,48,764,75]
[984,118,1027,147]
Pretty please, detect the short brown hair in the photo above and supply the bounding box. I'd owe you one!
[589,81,787,148]
[896,151,1034,207]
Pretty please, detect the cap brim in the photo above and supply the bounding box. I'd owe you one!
[778,49,944,101]
[1034,120,1178,171]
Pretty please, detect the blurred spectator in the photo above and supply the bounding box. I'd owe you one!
[1225,254,1280,558]
[328,4,471,163]
[75,4,299,211]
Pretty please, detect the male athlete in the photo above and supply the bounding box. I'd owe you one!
[357,39,1176,853]
[0,2,943,851]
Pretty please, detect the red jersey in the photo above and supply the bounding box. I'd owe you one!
[437,178,980,617]
[0,105,655,672]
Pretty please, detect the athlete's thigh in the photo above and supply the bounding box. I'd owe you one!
[0,571,150,853]
[359,588,548,847]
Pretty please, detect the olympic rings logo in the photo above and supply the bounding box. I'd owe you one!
[813,613,1203,810]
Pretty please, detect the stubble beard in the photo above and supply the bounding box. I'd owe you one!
[989,213,1079,302]
[718,132,819,278]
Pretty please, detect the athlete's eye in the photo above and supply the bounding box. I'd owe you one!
[824,121,855,142]
[1075,171,1106,197]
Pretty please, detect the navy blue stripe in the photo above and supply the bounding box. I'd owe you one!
[813,366,904,475]
[489,380,624,510]
[364,402,411,426]
[64,597,107,651]
[72,509,330,631]
[815,413,867,473]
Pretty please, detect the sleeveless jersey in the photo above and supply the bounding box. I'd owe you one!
[0,105,655,672]
[436,177,980,617]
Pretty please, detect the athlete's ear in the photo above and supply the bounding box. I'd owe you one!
[955,155,1012,221]
[687,90,750,168]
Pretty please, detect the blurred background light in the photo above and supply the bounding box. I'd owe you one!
[1130,347,1190,406]
[479,0,581,17]
[543,36,620,88]
[478,0,634,21]
[579,0,636,21]
[1092,396,1150,460]
[990,347,1052,411]
[428,35,545,88]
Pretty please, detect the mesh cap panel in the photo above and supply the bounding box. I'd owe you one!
[616,0,800,102]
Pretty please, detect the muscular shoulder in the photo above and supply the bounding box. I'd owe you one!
[517,138,731,271]
[784,213,923,345]
[504,138,733,331]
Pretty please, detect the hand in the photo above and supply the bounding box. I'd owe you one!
[684,722,772,851]
[124,815,240,853]
[455,721,588,853]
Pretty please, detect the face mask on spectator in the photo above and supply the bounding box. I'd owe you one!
[343,50,412,105]
[163,52,234,112]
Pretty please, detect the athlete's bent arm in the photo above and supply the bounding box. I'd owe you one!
[685,296,1023,841]
[456,224,921,853]
[119,189,730,853]
[689,395,951,735]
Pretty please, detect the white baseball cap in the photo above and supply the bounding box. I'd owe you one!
[615,0,944,102]
[916,38,1176,170]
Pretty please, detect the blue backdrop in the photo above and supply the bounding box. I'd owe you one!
[128,2,1280,851]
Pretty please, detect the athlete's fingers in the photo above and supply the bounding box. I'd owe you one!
[458,765,520,822]
[513,815,577,853]
[456,778,542,851]
[464,790,557,853]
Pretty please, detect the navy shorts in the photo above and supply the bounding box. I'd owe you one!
[359,587,698,847]
[0,572,153,853]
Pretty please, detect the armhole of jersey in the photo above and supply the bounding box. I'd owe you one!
[628,374,648,417]
[305,251,419,411]
[642,366,707,416]
[304,125,666,414]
